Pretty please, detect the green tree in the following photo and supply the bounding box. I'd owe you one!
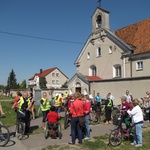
[61,81,68,88]
[20,80,26,89]
[7,69,17,89]
[39,76,47,89]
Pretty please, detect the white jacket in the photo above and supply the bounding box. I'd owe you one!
[127,105,143,124]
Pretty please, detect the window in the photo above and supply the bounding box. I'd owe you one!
[92,66,97,76]
[52,80,55,84]
[52,73,55,76]
[136,61,143,70]
[97,47,101,57]
[96,15,102,28]
[113,65,121,78]
[89,65,97,76]
[109,46,113,54]
[56,80,59,84]
[87,52,90,60]
[56,73,59,77]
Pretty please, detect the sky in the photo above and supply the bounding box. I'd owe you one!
[0,0,150,86]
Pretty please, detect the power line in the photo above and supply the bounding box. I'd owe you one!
[0,30,84,45]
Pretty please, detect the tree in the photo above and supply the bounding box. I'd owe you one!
[39,76,47,89]
[20,80,26,89]
[7,69,17,89]
[61,81,68,88]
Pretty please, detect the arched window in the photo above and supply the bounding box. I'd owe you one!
[96,15,102,28]
[87,52,90,60]
[89,65,97,76]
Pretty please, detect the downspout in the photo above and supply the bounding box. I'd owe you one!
[129,56,132,77]
[123,56,126,78]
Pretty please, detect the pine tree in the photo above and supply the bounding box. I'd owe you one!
[7,69,17,89]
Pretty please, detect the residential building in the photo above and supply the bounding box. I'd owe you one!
[67,6,150,103]
[28,67,68,90]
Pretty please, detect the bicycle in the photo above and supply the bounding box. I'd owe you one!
[0,122,10,146]
[64,110,71,129]
[111,104,121,119]
[90,103,101,124]
[109,113,134,147]
[15,110,27,140]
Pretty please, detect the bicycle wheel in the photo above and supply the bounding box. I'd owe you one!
[57,124,62,139]
[64,112,69,129]
[112,108,120,119]
[44,123,49,139]
[91,110,100,124]
[16,122,25,140]
[0,125,10,147]
[109,128,122,147]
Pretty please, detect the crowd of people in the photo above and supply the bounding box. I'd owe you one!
[1,89,150,147]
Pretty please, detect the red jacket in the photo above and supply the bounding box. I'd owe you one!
[83,101,91,116]
[70,99,84,117]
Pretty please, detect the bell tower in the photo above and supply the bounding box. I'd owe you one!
[92,6,110,32]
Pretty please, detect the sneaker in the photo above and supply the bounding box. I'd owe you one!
[68,141,74,145]
[83,137,90,140]
[135,144,142,147]
[130,142,135,145]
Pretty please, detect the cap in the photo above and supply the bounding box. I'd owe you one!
[55,93,59,96]
[120,96,126,100]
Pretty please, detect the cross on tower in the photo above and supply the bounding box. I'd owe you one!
[97,0,101,7]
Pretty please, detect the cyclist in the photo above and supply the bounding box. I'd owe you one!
[28,92,35,119]
[120,96,133,135]
[12,91,22,111]
[54,94,63,115]
[40,92,51,129]
[95,92,102,106]
[12,91,32,133]
[0,102,5,117]
[104,93,113,125]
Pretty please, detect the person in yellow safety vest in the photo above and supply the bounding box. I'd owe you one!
[14,91,32,133]
[54,93,62,115]
[63,91,69,105]
[40,92,50,129]
[104,92,113,125]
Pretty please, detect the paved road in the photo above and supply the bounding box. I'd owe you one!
[0,116,115,150]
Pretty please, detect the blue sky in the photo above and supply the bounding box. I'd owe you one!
[0,0,150,86]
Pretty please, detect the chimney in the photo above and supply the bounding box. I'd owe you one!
[40,69,43,73]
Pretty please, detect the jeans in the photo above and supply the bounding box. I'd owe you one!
[56,107,61,113]
[42,110,49,122]
[134,123,143,146]
[84,115,90,138]
[71,117,82,144]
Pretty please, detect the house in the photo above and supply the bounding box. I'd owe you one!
[28,67,68,90]
[67,6,150,103]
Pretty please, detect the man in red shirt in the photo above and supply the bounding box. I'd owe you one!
[46,106,59,123]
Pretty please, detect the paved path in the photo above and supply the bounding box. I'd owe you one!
[0,116,115,150]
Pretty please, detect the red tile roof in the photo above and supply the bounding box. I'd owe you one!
[85,76,102,81]
[115,18,150,54]
[28,67,68,80]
